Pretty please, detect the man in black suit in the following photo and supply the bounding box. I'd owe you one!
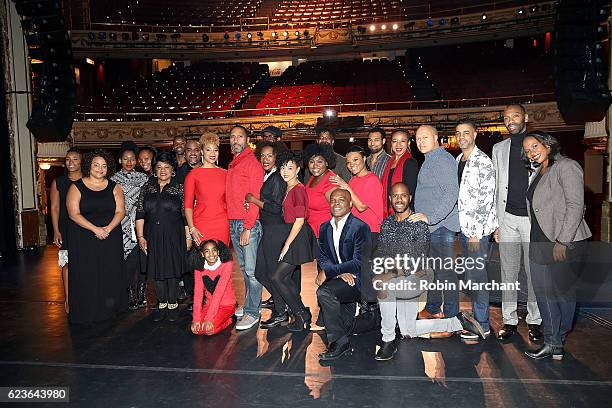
[316,188,371,362]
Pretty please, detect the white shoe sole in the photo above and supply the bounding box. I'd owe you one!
[236,319,259,331]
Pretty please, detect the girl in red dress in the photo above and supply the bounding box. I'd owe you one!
[189,239,236,336]
[185,133,230,245]
[304,143,338,238]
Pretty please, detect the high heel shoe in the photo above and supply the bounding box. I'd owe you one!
[525,344,564,360]
[287,308,311,332]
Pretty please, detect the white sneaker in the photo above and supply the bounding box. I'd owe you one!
[460,329,491,340]
[236,314,259,331]
[235,307,244,319]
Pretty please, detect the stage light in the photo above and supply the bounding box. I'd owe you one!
[450,17,460,25]
[202,33,209,42]
[439,18,447,26]
[235,33,241,40]
[85,58,95,65]
[517,8,526,16]
[141,33,149,41]
[381,24,387,30]
[109,32,117,40]
[426,19,433,27]
[530,5,539,13]
[392,23,398,30]
[283,31,289,37]
[98,32,106,40]
[87,32,95,41]
[349,136,355,143]
[369,24,376,32]
[295,30,300,37]
[247,32,253,39]
[257,31,263,37]
[324,109,336,117]
[271,31,277,38]
[224,32,230,40]
[481,13,488,20]
[39,163,51,170]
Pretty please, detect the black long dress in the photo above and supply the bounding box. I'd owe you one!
[55,175,74,250]
[68,179,126,324]
[135,179,186,280]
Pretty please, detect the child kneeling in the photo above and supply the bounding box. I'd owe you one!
[190,239,236,336]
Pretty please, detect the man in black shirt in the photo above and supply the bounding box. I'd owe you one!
[173,135,191,185]
[492,105,542,343]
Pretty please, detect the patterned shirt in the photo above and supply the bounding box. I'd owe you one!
[366,150,392,180]
[111,170,148,258]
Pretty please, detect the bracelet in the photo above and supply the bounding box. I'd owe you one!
[186,237,192,241]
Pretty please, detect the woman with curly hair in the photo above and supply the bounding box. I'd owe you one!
[135,152,190,322]
[66,149,126,324]
[246,141,292,323]
[304,142,337,238]
[189,239,236,335]
[184,133,229,246]
[110,141,149,310]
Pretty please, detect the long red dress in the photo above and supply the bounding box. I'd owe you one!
[184,167,230,245]
[305,170,336,238]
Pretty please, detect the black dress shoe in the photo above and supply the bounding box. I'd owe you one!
[167,306,179,322]
[152,308,166,322]
[261,298,275,310]
[260,312,289,329]
[375,340,397,361]
[319,341,352,361]
[525,344,564,360]
[287,308,312,332]
[528,324,543,343]
[456,311,485,339]
[497,324,517,341]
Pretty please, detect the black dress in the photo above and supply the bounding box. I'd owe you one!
[55,175,75,250]
[136,179,186,280]
[68,179,126,324]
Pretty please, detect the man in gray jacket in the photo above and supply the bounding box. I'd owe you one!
[492,105,542,342]
[410,125,460,328]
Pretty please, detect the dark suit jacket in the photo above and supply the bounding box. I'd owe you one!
[317,214,371,288]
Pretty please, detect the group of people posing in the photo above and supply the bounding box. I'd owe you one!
[50,104,591,363]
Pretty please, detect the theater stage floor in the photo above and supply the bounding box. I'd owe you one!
[1,246,611,407]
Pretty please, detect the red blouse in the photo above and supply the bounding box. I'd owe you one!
[283,184,309,223]
[192,262,236,323]
[305,170,336,238]
[349,172,384,233]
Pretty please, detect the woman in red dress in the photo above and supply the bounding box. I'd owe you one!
[304,143,338,238]
[185,133,230,245]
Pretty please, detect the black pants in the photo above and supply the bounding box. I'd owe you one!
[270,262,305,316]
[155,278,179,304]
[183,270,194,297]
[317,278,361,345]
[124,248,144,288]
[361,232,379,303]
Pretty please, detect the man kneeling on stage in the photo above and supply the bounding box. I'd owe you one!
[316,188,372,362]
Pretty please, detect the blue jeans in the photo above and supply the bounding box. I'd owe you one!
[459,233,491,332]
[425,226,459,318]
[229,220,263,318]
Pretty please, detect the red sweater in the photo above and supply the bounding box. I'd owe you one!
[225,147,264,229]
[192,262,236,323]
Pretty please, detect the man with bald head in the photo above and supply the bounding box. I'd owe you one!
[411,125,460,331]
[316,188,371,362]
[492,104,542,342]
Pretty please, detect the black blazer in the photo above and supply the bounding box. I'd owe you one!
[317,214,371,288]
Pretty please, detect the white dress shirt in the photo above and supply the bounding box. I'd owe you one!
[330,213,350,263]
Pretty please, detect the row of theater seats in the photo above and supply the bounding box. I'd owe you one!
[83,62,267,119]
[415,45,555,102]
[91,0,532,27]
[271,0,402,26]
[92,0,262,26]
[251,59,415,115]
